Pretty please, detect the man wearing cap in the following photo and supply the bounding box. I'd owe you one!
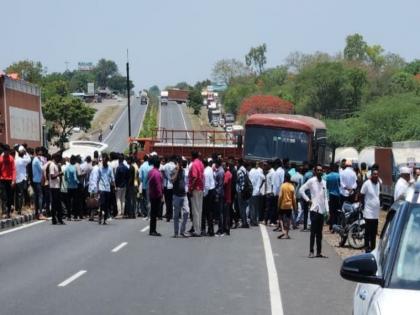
[339,160,357,204]
[394,167,411,201]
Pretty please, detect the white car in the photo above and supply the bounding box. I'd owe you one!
[341,185,420,315]
[62,141,108,160]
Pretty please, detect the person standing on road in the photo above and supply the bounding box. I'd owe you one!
[339,160,357,204]
[126,156,138,218]
[64,155,80,221]
[49,153,64,225]
[114,155,129,218]
[248,161,265,226]
[171,157,189,237]
[277,173,297,239]
[264,161,276,226]
[291,166,304,229]
[202,158,215,236]
[14,146,31,215]
[394,166,411,201]
[88,160,100,221]
[236,159,250,228]
[360,169,381,253]
[32,147,45,220]
[97,155,114,225]
[139,155,151,218]
[272,159,285,231]
[0,145,16,218]
[223,162,233,236]
[326,163,341,232]
[163,155,176,222]
[299,165,328,258]
[148,156,163,236]
[188,151,204,237]
[214,159,225,236]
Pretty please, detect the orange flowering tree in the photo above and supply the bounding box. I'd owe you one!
[238,95,294,118]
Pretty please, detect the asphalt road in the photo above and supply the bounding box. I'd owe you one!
[159,101,193,144]
[104,97,148,152]
[0,219,354,315]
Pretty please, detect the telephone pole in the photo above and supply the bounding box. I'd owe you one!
[126,50,132,139]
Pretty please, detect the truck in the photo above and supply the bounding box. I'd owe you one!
[140,91,148,105]
[0,74,43,148]
[167,89,189,103]
[128,113,327,165]
[160,91,168,106]
[208,109,221,126]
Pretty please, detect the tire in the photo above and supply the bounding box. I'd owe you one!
[348,223,365,249]
[339,235,347,247]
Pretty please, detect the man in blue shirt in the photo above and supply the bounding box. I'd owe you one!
[326,163,340,232]
[139,155,152,218]
[32,147,44,220]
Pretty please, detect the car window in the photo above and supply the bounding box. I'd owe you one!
[390,204,420,290]
[379,209,397,271]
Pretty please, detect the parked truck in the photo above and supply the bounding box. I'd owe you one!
[0,74,43,148]
[160,90,168,106]
[167,89,189,103]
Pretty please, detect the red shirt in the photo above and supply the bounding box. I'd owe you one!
[188,158,204,192]
[224,170,232,203]
[148,167,163,199]
[0,154,16,181]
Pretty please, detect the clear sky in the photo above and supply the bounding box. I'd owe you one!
[2,0,419,90]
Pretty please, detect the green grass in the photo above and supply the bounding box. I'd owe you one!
[139,97,158,137]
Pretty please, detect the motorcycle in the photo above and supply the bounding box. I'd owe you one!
[332,202,365,249]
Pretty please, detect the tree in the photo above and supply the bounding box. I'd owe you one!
[345,67,368,111]
[344,33,367,61]
[389,72,416,94]
[42,80,69,101]
[245,43,267,75]
[148,85,161,98]
[94,59,118,88]
[260,66,288,88]
[366,44,385,69]
[405,59,420,75]
[194,79,212,91]
[69,71,96,92]
[174,82,191,90]
[5,60,44,84]
[108,75,133,94]
[187,88,203,115]
[43,96,96,148]
[238,95,294,118]
[212,59,250,85]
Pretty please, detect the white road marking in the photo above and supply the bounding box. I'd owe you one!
[141,226,150,232]
[0,220,46,236]
[177,103,192,142]
[58,270,87,287]
[260,224,284,315]
[111,242,128,253]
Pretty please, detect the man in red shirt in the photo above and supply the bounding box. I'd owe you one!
[0,145,16,218]
[148,156,163,236]
[188,151,204,237]
[223,162,233,236]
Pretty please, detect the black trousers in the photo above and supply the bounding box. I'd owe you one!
[164,188,173,221]
[302,200,309,230]
[67,188,79,219]
[310,211,324,255]
[328,194,341,230]
[149,197,160,233]
[99,191,111,222]
[202,189,215,234]
[364,218,378,252]
[231,192,239,225]
[0,180,13,216]
[50,188,63,223]
[223,202,231,234]
[15,180,27,213]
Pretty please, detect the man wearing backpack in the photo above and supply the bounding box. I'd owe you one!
[236,159,250,228]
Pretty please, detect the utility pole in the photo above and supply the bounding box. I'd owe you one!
[126,49,132,140]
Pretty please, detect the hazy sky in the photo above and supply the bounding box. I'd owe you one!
[2,0,419,90]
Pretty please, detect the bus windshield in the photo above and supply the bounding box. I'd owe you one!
[244,126,310,162]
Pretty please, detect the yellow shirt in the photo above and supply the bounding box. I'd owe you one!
[278,182,297,211]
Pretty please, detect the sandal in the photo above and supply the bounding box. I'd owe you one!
[277,234,285,239]
[316,254,328,258]
[284,235,291,239]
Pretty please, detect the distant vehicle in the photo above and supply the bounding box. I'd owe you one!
[341,187,420,315]
[161,90,168,106]
[167,89,189,103]
[73,126,81,133]
[140,96,148,105]
[225,113,235,124]
[62,141,108,160]
[211,120,219,127]
[225,126,233,132]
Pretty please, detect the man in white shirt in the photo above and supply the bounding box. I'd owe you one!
[257,161,266,224]
[299,164,328,258]
[49,153,65,225]
[394,166,411,201]
[360,169,380,253]
[272,159,285,230]
[202,159,216,235]
[163,156,176,222]
[264,161,275,225]
[339,160,357,204]
[248,161,265,226]
[14,146,31,214]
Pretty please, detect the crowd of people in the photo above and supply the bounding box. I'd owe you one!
[0,142,419,257]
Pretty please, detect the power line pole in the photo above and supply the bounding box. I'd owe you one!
[126,50,132,140]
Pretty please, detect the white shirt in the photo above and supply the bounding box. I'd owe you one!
[273,167,285,196]
[204,166,215,196]
[339,167,357,197]
[394,177,410,201]
[299,177,328,214]
[49,162,61,189]
[15,154,31,183]
[258,167,266,195]
[249,168,265,196]
[265,168,275,195]
[163,162,176,189]
[361,180,380,219]
[291,172,304,199]
[89,165,100,194]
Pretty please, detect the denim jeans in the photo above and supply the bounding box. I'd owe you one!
[249,195,259,225]
[33,182,43,217]
[237,191,249,226]
[173,195,189,235]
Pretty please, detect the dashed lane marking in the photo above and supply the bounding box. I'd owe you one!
[58,270,87,287]
[111,242,128,253]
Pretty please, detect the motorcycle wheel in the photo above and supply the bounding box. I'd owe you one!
[348,223,365,249]
[339,235,347,247]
